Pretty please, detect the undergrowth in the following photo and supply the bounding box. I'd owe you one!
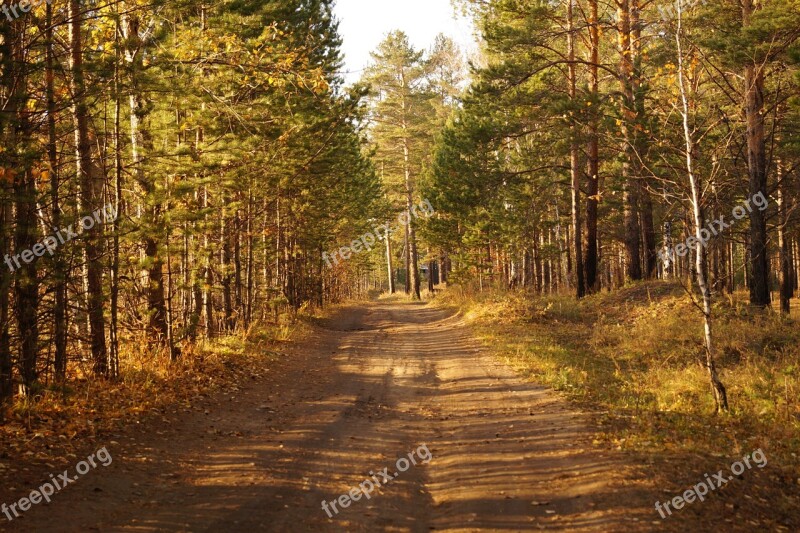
[0,318,300,464]
[438,281,800,481]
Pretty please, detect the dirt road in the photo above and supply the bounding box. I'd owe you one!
[4,300,658,532]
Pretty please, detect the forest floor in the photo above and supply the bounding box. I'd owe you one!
[1,295,788,532]
[449,282,799,532]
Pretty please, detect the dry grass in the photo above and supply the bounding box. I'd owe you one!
[0,318,302,465]
[437,281,800,482]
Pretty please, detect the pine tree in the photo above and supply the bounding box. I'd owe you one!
[363,32,436,299]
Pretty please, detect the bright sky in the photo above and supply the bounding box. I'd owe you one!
[333,0,477,85]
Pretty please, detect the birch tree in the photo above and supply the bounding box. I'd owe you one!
[675,2,728,412]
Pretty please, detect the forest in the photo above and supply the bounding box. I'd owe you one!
[0,0,387,394]
[0,0,799,530]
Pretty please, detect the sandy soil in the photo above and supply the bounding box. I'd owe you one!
[0,300,662,532]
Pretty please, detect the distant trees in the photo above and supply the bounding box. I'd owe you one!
[362,31,463,298]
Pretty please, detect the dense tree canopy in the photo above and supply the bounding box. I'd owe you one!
[0,0,382,395]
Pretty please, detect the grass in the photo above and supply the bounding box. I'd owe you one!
[437,281,800,479]
[0,317,302,464]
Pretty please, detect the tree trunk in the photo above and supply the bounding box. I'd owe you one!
[631,0,657,279]
[69,0,108,375]
[585,0,600,293]
[778,168,792,315]
[15,170,39,393]
[385,224,395,293]
[123,12,170,345]
[400,69,421,300]
[246,188,255,324]
[221,203,234,331]
[404,222,411,294]
[617,0,642,281]
[8,20,38,393]
[189,194,204,339]
[234,204,243,314]
[203,185,215,338]
[676,7,728,412]
[0,17,13,401]
[46,1,69,380]
[567,0,585,298]
[406,198,421,299]
[0,190,10,400]
[742,0,770,308]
